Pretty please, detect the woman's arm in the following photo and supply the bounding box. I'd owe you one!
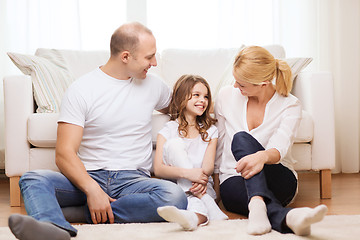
[235,102,302,179]
[153,134,208,184]
[235,148,280,179]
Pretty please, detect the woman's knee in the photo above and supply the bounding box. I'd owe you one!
[231,131,264,160]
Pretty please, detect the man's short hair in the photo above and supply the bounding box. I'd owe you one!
[110,22,153,57]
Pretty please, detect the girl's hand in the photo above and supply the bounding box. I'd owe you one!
[184,168,208,185]
[190,182,207,198]
[235,151,268,179]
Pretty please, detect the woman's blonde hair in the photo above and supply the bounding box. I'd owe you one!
[233,46,293,97]
[169,74,217,142]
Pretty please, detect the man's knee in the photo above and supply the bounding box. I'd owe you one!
[158,180,187,209]
[19,170,57,190]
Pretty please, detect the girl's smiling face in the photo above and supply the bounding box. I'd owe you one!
[185,82,209,117]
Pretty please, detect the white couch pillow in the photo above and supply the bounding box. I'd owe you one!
[7,50,75,113]
[284,57,313,80]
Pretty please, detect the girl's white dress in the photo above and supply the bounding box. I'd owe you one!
[158,120,219,219]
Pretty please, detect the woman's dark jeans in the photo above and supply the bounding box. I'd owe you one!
[220,131,297,233]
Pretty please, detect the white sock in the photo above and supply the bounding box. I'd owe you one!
[286,204,328,236]
[157,206,198,231]
[247,198,271,235]
[201,194,228,220]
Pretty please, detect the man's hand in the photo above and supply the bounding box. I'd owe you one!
[189,182,207,198]
[235,151,267,179]
[86,184,116,224]
[184,168,208,185]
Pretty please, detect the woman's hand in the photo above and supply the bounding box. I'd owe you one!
[190,182,207,198]
[183,168,209,185]
[235,151,268,179]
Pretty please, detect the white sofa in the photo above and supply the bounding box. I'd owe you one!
[4,46,335,207]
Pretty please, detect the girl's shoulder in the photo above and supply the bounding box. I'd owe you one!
[206,124,218,138]
[208,124,218,133]
[158,120,179,140]
[163,120,179,130]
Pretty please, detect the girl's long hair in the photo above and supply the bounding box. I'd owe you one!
[169,74,217,142]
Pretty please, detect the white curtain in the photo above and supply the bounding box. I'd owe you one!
[147,0,360,173]
[1,0,359,172]
[147,0,274,50]
[275,0,360,173]
[0,0,126,166]
[0,0,81,167]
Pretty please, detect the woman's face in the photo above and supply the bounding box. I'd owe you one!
[233,75,263,97]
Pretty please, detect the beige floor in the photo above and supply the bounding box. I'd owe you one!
[0,172,359,226]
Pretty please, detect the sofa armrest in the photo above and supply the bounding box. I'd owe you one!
[292,72,336,170]
[4,75,33,177]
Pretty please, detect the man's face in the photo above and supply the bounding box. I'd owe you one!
[127,33,157,79]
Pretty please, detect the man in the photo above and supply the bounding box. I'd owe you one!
[8,22,187,240]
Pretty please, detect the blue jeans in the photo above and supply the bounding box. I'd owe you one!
[19,169,187,236]
[220,131,297,233]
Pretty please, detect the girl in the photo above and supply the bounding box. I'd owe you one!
[215,46,327,235]
[154,74,228,231]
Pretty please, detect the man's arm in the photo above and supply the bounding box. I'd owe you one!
[55,122,115,224]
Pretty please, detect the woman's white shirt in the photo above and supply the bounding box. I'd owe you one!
[214,85,302,184]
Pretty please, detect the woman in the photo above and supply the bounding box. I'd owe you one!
[214,46,327,236]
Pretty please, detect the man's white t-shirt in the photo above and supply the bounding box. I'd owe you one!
[58,67,171,175]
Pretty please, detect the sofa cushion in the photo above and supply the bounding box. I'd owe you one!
[27,112,173,148]
[160,48,240,98]
[57,49,164,79]
[295,110,313,143]
[28,113,59,147]
[159,45,290,99]
[7,50,75,113]
[29,148,58,172]
[28,110,313,148]
[285,57,313,81]
[292,143,312,170]
[57,49,109,79]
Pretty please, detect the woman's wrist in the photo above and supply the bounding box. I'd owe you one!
[257,151,270,165]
